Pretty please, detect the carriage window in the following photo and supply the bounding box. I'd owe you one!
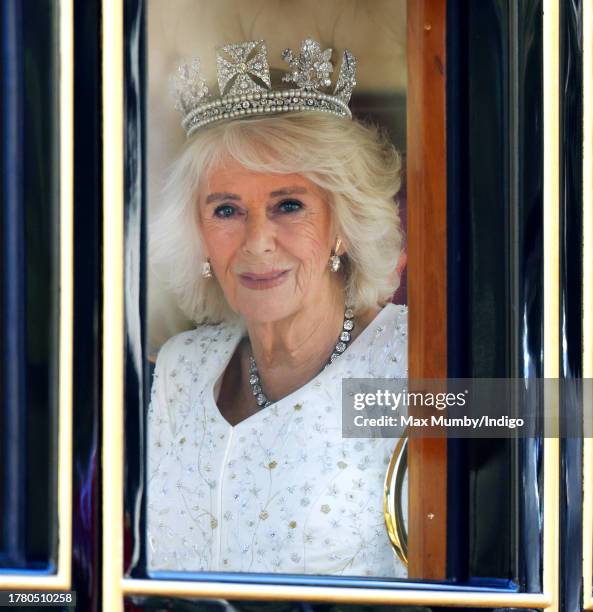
[0,0,70,581]
[1,0,587,607]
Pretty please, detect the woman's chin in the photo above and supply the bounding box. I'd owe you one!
[235,287,302,323]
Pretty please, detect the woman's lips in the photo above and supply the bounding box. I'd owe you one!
[238,269,290,290]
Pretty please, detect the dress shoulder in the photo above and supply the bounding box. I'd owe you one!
[154,320,242,371]
[148,321,242,437]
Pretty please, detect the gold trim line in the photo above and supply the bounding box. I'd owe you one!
[122,578,552,608]
[542,1,560,611]
[56,0,74,589]
[102,0,125,609]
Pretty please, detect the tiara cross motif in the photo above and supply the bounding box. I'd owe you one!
[217,40,271,96]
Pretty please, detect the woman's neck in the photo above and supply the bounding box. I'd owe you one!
[242,293,381,403]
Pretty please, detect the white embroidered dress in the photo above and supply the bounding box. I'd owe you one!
[147,303,407,577]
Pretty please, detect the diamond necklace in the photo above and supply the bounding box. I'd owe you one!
[247,307,355,408]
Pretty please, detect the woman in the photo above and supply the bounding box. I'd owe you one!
[147,39,407,578]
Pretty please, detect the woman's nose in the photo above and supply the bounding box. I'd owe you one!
[242,212,275,255]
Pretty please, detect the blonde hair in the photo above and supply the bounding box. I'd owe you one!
[150,112,403,324]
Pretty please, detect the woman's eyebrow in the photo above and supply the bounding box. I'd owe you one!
[269,186,308,198]
[205,192,241,204]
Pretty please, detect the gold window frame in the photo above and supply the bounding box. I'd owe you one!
[0,0,73,591]
[583,0,593,608]
[102,0,561,609]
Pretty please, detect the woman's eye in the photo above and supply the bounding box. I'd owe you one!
[277,199,303,213]
[213,204,236,218]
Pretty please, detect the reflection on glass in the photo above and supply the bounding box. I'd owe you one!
[0,0,59,570]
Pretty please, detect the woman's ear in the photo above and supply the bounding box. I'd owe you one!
[395,249,407,276]
[388,250,407,288]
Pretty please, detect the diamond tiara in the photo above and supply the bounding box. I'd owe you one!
[171,38,357,138]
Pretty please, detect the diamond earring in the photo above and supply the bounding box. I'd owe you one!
[328,237,343,272]
[201,260,213,278]
[329,253,341,272]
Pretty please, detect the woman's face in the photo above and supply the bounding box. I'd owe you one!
[198,158,339,323]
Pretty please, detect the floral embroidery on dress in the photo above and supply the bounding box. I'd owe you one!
[147,304,408,577]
